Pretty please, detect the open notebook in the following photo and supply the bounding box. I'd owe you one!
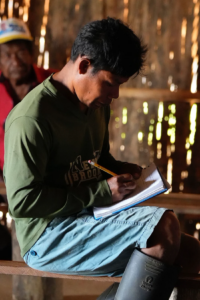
[93,162,171,220]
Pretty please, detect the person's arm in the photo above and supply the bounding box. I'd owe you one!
[4,117,112,219]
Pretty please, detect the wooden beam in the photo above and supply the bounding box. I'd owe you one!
[119,88,200,102]
[146,193,200,214]
[0,182,6,195]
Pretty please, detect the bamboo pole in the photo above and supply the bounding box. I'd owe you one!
[119,88,200,102]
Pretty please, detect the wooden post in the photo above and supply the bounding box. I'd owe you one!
[12,222,63,300]
[28,0,45,64]
[46,0,103,70]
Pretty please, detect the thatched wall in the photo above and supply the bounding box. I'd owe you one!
[1,0,200,193]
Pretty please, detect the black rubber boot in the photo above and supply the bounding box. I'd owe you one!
[114,249,180,300]
[97,283,119,300]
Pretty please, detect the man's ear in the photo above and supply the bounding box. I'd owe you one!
[78,58,91,74]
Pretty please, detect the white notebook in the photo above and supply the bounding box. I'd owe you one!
[93,162,171,220]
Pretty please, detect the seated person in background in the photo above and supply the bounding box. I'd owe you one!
[0,18,56,180]
[3,17,200,300]
[0,18,55,261]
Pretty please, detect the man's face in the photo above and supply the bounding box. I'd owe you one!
[0,40,32,81]
[76,66,129,110]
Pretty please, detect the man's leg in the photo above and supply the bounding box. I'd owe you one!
[142,211,181,263]
[99,211,200,299]
[25,207,169,276]
[98,211,182,300]
[115,212,181,299]
[23,207,194,299]
[143,211,200,272]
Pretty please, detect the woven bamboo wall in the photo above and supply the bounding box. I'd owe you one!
[0,0,200,193]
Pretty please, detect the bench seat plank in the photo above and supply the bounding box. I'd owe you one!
[0,261,121,282]
[1,261,200,288]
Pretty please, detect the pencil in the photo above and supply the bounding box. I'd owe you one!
[88,160,117,177]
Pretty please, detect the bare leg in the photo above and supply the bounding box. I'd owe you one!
[115,211,181,300]
[141,210,200,273]
[142,211,181,265]
[98,211,182,299]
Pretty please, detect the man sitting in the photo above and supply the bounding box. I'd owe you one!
[0,18,56,179]
[4,17,200,300]
[0,18,56,261]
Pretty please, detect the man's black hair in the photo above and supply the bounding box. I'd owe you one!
[71,17,147,77]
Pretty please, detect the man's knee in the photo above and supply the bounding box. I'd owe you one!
[145,211,181,263]
[159,211,181,243]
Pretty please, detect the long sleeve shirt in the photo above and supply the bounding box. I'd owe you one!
[4,76,124,256]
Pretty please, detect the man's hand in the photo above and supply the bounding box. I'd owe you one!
[119,163,142,180]
[107,174,136,203]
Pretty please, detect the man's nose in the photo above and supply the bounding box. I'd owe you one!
[11,54,22,66]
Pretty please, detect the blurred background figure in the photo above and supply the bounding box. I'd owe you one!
[0,18,56,182]
[0,18,56,260]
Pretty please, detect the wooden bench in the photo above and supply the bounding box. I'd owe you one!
[0,260,200,300]
[0,260,120,282]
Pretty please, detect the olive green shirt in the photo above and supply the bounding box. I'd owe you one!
[4,76,123,257]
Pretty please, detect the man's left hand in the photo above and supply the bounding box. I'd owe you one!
[119,163,142,180]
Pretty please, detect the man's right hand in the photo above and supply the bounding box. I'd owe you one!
[107,174,136,203]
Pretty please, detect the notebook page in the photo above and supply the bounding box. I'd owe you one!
[94,162,169,219]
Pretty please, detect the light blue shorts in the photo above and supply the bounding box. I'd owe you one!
[24,206,168,277]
